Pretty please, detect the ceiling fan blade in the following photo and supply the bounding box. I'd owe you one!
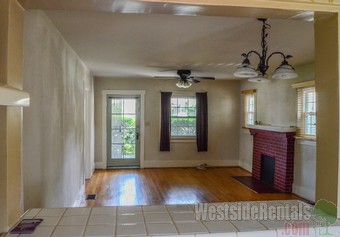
[193,76,215,80]
[154,76,179,79]
[187,78,200,83]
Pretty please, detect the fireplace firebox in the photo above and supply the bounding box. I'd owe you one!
[249,128,296,193]
[261,155,275,186]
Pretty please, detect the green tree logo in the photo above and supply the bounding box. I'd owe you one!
[313,199,337,235]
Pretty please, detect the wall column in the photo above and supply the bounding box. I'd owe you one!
[0,0,24,233]
[315,13,340,214]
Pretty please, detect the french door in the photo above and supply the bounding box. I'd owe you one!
[107,96,140,167]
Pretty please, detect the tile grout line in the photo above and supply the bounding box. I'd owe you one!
[141,205,148,236]
[114,206,118,237]
[46,208,66,237]
[165,205,180,235]
[81,207,93,237]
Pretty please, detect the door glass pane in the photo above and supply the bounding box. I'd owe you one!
[112,129,123,143]
[124,99,136,114]
[111,144,122,159]
[112,99,123,114]
[123,144,136,159]
[122,115,136,128]
[112,115,122,128]
[123,129,136,143]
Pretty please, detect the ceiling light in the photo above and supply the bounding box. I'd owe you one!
[234,58,258,78]
[271,60,298,79]
[248,74,271,83]
[233,19,298,82]
[176,80,192,88]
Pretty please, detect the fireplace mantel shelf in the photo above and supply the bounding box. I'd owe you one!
[247,124,297,133]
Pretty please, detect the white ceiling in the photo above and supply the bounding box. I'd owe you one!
[44,10,314,79]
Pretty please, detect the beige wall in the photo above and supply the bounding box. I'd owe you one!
[84,78,95,179]
[239,63,317,201]
[94,77,240,168]
[240,63,315,127]
[315,14,340,206]
[0,0,24,232]
[22,10,91,209]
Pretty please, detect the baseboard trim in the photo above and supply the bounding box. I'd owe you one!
[238,160,252,172]
[95,162,106,169]
[72,185,85,207]
[144,159,239,168]
[292,184,315,203]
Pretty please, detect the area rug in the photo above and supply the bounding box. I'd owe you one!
[232,176,282,194]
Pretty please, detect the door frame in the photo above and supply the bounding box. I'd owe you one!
[101,90,145,168]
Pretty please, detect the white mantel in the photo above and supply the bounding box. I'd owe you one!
[247,124,297,133]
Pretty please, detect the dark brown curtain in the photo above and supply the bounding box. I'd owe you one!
[196,92,208,152]
[160,92,172,151]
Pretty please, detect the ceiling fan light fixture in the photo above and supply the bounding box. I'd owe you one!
[271,62,298,80]
[176,80,192,88]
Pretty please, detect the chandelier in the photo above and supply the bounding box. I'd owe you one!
[234,19,298,82]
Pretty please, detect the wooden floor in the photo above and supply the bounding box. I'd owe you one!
[79,167,301,207]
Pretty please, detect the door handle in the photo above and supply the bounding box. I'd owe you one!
[136,132,139,140]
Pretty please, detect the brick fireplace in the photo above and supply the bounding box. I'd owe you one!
[249,127,296,193]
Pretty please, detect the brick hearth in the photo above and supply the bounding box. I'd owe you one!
[249,128,296,193]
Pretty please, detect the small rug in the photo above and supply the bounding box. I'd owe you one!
[232,176,282,194]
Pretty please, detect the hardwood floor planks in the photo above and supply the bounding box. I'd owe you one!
[79,167,301,207]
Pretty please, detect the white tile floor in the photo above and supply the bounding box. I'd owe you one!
[5,200,340,237]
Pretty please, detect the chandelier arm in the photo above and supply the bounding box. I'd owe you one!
[245,50,261,60]
[265,51,286,66]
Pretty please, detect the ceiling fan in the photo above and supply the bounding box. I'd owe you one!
[155,70,215,88]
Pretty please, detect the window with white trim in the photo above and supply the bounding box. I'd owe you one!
[242,90,256,127]
[171,97,196,137]
[297,86,316,137]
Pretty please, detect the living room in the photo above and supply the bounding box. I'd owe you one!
[1,0,339,235]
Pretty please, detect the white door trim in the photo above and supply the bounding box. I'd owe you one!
[101,90,146,168]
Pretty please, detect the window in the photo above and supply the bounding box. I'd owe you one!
[242,90,256,127]
[297,86,316,137]
[171,97,196,137]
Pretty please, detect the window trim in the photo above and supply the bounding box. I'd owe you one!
[292,80,316,139]
[241,89,257,128]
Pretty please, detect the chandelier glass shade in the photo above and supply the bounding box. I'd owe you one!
[248,74,271,83]
[234,19,298,82]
